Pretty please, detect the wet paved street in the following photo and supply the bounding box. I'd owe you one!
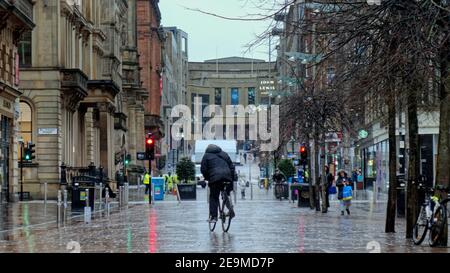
[0,181,448,253]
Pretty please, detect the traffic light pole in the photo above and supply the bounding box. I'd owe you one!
[149,158,152,204]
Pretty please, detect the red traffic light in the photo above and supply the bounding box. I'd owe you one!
[146,138,154,145]
[300,146,306,153]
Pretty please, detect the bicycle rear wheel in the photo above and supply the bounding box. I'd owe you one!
[429,204,447,247]
[412,207,429,245]
[220,192,232,233]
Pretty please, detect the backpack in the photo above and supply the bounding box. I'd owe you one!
[342,185,353,201]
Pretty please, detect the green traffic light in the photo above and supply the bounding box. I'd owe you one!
[25,155,30,160]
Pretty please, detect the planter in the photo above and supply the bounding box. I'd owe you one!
[177,183,197,200]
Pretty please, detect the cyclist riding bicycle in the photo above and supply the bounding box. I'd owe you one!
[272,169,286,184]
[201,144,236,223]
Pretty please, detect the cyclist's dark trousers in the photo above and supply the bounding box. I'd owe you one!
[209,181,232,218]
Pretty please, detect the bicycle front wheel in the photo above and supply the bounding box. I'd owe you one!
[412,207,429,245]
[429,204,447,247]
[220,193,232,233]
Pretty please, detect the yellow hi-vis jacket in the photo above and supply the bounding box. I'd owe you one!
[143,173,151,185]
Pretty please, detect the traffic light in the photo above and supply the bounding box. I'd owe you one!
[300,145,307,165]
[24,142,36,162]
[145,134,155,160]
[124,154,131,166]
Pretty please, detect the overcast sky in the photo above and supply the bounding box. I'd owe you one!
[159,0,274,62]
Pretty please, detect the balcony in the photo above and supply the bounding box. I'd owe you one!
[0,0,34,29]
[60,69,89,112]
[114,112,128,132]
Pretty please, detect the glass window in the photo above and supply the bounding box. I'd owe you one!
[18,31,32,68]
[215,88,222,105]
[19,102,32,144]
[191,94,210,133]
[248,87,256,105]
[259,96,270,105]
[231,88,239,105]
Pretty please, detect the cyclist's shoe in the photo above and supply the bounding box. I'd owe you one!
[208,216,218,223]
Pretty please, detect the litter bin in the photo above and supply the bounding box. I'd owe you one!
[71,180,95,211]
[397,175,406,217]
[151,177,165,201]
[298,183,310,207]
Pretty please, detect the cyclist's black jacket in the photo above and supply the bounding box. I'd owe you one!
[201,145,236,184]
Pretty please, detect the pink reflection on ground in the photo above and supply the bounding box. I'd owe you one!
[148,209,158,253]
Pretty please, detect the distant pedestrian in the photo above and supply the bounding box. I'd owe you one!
[322,165,335,213]
[239,177,246,200]
[143,171,151,194]
[336,170,353,215]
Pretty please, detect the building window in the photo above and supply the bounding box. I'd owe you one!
[215,88,222,105]
[260,96,270,105]
[18,31,32,68]
[19,102,32,144]
[191,94,210,133]
[248,87,256,105]
[231,88,239,105]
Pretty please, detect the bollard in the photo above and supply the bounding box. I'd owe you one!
[373,181,377,204]
[105,187,110,216]
[84,189,91,223]
[119,186,124,208]
[63,190,68,223]
[125,183,129,205]
[57,190,62,227]
[44,182,48,205]
[98,184,102,211]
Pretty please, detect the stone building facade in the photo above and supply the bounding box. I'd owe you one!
[187,57,276,154]
[0,0,34,202]
[161,27,188,172]
[137,0,163,173]
[15,0,149,200]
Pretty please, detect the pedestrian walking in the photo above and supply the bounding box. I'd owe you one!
[143,171,151,194]
[239,177,246,200]
[336,170,353,215]
[322,165,335,213]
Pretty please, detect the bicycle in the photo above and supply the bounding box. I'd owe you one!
[428,185,449,247]
[209,182,234,233]
[412,184,448,246]
[274,180,287,201]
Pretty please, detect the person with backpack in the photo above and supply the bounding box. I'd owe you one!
[336,170,353,215]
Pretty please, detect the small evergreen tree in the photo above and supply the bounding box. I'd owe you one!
[278,159,296,179]
[176,157,195,183]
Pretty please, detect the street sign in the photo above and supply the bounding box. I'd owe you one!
[358,130,369,139]
[137,152,146,161]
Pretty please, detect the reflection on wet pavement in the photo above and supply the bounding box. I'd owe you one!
[0,186,448,253]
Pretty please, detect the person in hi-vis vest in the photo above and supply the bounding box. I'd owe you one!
[143,171,151,194]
